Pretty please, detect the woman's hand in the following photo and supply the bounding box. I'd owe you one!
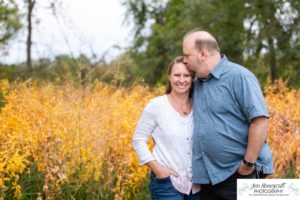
[154,166,179,179]
[147,160,179,178]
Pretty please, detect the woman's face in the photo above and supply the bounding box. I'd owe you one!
[169,62,192,95]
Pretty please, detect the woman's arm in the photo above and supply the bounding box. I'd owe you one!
[132,100,178,178]
[132,102,156,165]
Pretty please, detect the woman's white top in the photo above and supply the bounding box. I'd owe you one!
[132,95,200,195]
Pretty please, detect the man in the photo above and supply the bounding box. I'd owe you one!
[182,29,273,200]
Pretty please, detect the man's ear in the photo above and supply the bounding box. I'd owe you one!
[198,49,208,62]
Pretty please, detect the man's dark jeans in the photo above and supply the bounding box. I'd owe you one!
[200,171,258,200]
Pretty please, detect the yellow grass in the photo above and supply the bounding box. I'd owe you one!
[0,79,299,199]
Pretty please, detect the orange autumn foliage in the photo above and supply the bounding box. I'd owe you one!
[0,79,299,199]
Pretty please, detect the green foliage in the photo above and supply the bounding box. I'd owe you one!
[285,160,297,178]
[1,0,300,88]
[0,52,142,88]
[55,167,150,200]
[0,0,21,48]
[3,163,151,199]
[19,163,44,200]
[123,0,300,88]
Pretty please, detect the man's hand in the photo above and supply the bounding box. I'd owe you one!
[237,161,254,175]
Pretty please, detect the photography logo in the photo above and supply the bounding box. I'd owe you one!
[237,179,300,200]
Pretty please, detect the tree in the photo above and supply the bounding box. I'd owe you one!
[26,0,35,71]
[24,0,64,71]
[123,0,194,85]
[242,0,300,84]
[0,0,21,51]
[123,0,300,87]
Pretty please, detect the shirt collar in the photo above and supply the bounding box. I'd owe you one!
[198,74,213,82]
[210,55,227,80]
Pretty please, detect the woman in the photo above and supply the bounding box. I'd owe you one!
[132,56,200,200]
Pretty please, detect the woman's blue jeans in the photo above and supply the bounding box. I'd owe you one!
[149,173,200,200]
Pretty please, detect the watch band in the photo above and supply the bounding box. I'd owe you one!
[243,158,255,167]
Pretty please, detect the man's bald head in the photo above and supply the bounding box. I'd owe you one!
[182,28,222,78]
[183,29,220,53]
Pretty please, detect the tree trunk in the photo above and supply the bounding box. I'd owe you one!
[26,0,35,71]
[267,37,277,83]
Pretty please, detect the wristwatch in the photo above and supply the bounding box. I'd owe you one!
[243,158,255,168]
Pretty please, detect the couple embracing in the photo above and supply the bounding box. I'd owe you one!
[132,28,273,200]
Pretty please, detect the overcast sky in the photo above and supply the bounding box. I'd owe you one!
[2,0,133,64]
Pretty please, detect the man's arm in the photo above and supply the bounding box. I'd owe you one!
[238,116,269,174]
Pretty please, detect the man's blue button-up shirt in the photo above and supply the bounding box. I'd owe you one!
[192,55,273,185]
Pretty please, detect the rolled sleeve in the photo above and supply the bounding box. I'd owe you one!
[235,74,269,123]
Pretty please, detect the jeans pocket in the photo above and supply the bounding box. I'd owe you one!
[155,176,171,183]
[150,176,180,199]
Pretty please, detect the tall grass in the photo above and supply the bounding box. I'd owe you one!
[0,79,299,199]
